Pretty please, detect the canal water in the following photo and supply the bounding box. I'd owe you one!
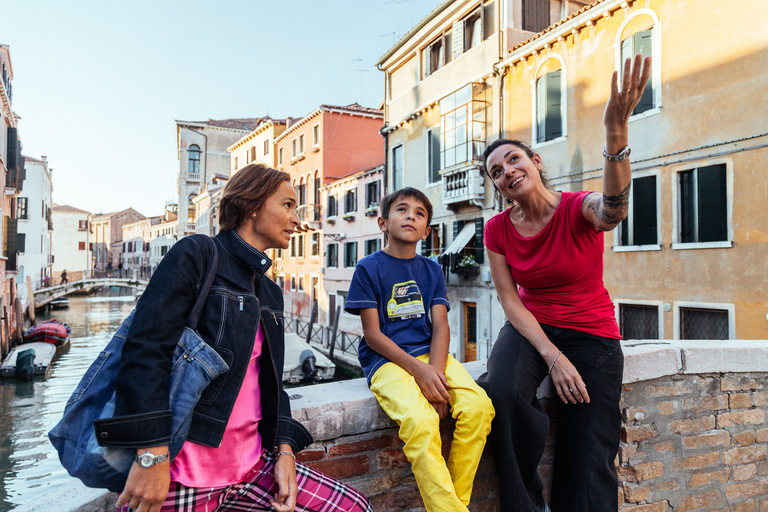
[0,289,136,512]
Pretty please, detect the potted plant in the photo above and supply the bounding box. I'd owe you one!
[343,212,355,221]
[326,215,336,225]
[365,202,378,216]
[454,254,480,276]
[427,251,440,263]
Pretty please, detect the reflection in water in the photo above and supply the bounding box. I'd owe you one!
[0,289,136,511]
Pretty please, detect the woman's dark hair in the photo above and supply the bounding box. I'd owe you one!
[218,163,291,231]
[481,139,549,189]
[380,187,433,226]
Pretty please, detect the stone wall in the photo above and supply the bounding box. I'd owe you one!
[21,340,768,512]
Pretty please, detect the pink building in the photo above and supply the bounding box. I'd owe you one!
[272,104,384,325]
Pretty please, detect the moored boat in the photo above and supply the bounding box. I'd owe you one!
[23,319,71,349]
[0,342,57,379]
[50,297,70,309]
[283,333,335,383]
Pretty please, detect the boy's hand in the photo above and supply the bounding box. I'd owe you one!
[431,401,449,419]
[411,359,451,403]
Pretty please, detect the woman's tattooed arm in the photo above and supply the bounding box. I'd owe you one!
[582,181,631,232]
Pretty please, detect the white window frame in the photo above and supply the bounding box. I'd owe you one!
[290,275,297,291]
[673,301,735,341]
[278,147,284,165]
[326,242,338,268]
[291,138,298,158]
[312,123,320,147]
[613,168,662,252]
[531,54,567,148]
[426,125,441,187]
[338,291,355,318]
[263,138,270,155]
[613,299,664,340]
[299,133,305,154]
[670,157,733,250]
[392,144,404,191]
[615,9,662,122]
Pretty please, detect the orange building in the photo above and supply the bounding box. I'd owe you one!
[272,104,384,324]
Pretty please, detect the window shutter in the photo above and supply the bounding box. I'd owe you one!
[452,20,464,59]
[697,165,727,242]
[545,71,562,140]
[679,171,696,243]
[474,218,484,263]
[16,232,24,253]
[633,30,654,114]
[453,220,461,240]
[536,76,547,143]
[633,175,657,245]
[353,189,358,211]
[424,47,431,77]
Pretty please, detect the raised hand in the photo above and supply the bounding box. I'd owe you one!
[604,53,652,132]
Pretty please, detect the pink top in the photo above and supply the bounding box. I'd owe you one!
[170,326,265,487]
[484,191,620,339]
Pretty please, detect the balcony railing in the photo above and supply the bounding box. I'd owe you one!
[297,204,322,223]
[442,164,485,209]
[186,173,201,182]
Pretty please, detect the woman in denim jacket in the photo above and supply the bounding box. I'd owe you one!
[98,164,371,512]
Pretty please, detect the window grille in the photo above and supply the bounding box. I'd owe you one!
[619,304,659,339]
[680,307,729,340]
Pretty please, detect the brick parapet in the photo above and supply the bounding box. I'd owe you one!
[290,341,768,511]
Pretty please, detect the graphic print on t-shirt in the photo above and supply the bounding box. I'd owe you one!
[386,280,425,320]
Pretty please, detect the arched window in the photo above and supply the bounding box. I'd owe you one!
[314,170,321,204]
[617,10,660,117]
[187,193,197,223]
[188,144,201,174]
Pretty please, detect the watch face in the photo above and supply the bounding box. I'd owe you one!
[139,453,155,467]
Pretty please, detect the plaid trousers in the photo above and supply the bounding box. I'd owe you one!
[119,452,372,512]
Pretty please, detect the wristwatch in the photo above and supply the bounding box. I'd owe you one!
[135,450,170,468]
[603,144,631,162]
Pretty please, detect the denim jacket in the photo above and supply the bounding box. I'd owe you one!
[95,230,312,454]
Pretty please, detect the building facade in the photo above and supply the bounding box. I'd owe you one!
[176,118,266,236]
[91,208,145,274]
[148,209,178,273]
[378,0,767,356]
[17,156,53,287]
[51,204,92,282]
[272,104,384,325]
[319,165,385,336]
[0,44,26,352]
[122,217,159,278]
[228,118,288,171]
[498,0,768,340]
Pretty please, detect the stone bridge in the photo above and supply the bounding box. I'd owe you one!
[32,278,148,308]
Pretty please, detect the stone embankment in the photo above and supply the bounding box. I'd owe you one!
[18,340,768,512]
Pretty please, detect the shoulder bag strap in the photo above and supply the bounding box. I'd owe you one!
[185,236,219,329]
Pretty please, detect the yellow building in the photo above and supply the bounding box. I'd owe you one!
[379,0,767,342]
[499,0,768,340]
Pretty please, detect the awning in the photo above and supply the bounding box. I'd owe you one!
[441,223,475,257]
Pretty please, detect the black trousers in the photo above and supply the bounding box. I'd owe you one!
[477,322,623,512]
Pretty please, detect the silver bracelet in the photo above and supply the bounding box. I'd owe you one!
[548,351,563,374]
[603,144,631,162]
[275,450,296,463]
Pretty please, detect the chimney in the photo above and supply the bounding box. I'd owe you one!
[286,117,293,128]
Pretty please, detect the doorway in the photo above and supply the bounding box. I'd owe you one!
[464,302,477,362]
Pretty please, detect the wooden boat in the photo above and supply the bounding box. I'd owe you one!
[0,342,57,379]
[283,333,335,383]
[23,319,71,349]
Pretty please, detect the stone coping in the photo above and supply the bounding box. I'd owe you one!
[19,339,768,512]
[291,340,768,443]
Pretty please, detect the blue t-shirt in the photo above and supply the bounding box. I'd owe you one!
[345,250,450,383]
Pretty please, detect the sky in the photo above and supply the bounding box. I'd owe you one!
[1,0,440,217]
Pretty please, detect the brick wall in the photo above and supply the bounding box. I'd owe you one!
[291,341,768,512]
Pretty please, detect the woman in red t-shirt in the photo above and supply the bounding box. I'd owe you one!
[477,54,651,512]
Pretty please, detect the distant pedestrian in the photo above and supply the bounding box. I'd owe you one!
[107,262,113,278]
[60,269,68,285]
[118,262,123,278]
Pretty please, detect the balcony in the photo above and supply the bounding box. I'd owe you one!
[186,173,201,182]
[297,204,322,231]
[441,163,485,209]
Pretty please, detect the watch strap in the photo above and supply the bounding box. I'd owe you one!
[135,450,170,468]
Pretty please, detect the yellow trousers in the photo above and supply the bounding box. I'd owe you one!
[370,354,495,512]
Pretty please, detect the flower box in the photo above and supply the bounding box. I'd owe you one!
[454,266,480,276]
[343,213,355,221]
[365,207,378,217]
